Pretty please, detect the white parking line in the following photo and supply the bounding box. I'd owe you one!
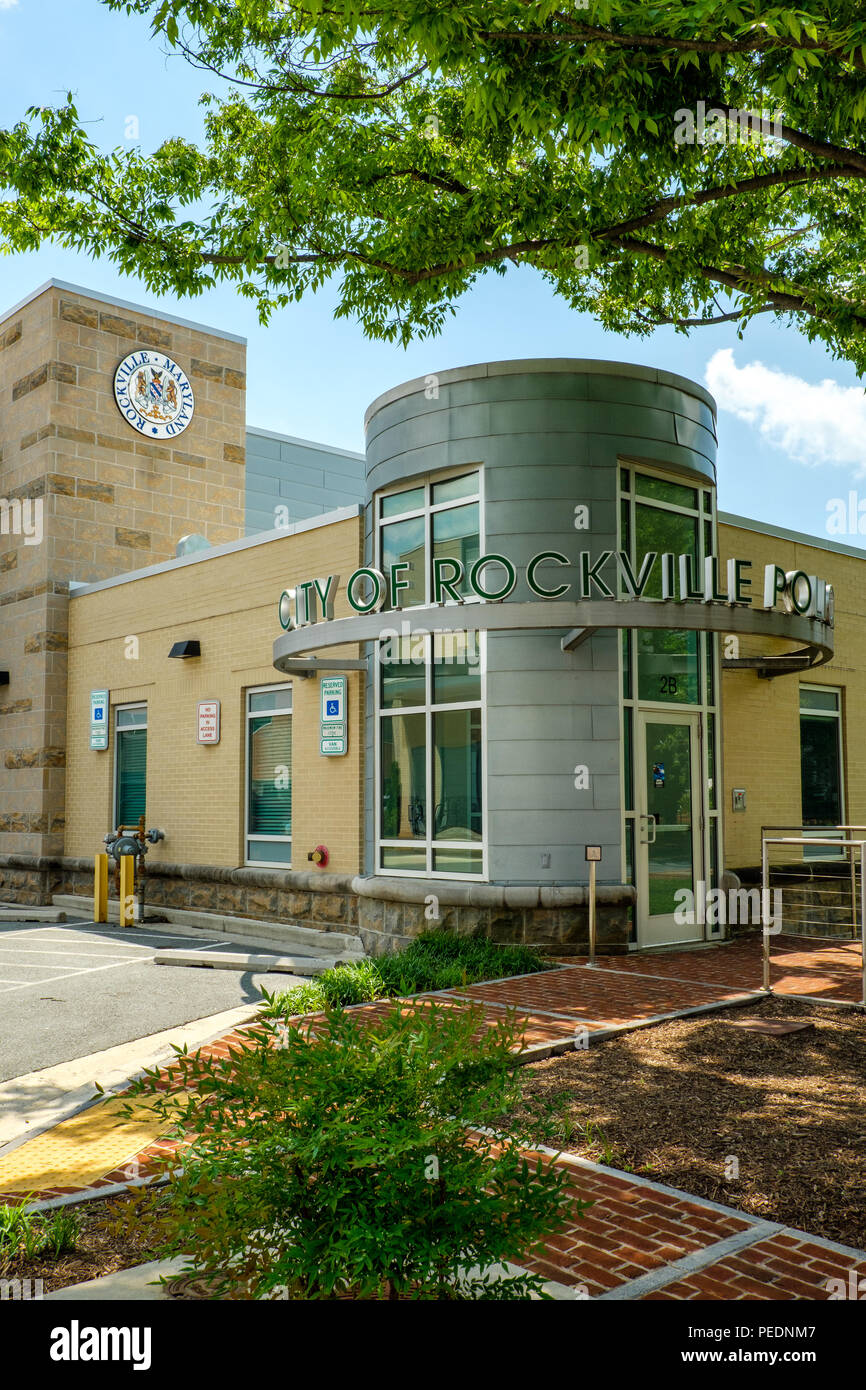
[0,948,138,959]
[0,956,156,994]
[0,961,85,971]
[0,944,289,994]
[0,931,217,951]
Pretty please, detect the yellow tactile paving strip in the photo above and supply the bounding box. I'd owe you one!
[0,1095,174,1195]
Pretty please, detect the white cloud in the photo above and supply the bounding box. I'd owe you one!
[704,348,866,472]
[0,1,19,10]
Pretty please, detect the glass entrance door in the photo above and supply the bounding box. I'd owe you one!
[636,712,703,946]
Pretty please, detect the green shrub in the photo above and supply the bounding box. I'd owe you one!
[122,1004,580,1300]
[0,1203,81,1268]
[261,980,326,1017]
[262,931,547,1021]
[41,1208,81,1259]
[319,959,383,1008]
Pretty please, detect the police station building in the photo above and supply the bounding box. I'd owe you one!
[0,281,858,955]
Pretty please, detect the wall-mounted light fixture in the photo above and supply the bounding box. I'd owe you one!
[168,640,201,659]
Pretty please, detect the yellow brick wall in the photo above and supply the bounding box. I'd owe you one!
[65,515,365,873]
[65,509,865,882]
[718,521,865,868]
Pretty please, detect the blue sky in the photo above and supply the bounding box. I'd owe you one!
[1,0,864,547]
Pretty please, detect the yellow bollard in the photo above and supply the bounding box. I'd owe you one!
[93,853,109,924]
[119,853,136,927]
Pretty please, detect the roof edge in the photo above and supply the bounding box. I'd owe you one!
[365,358,717,429]
[0,279,247,344]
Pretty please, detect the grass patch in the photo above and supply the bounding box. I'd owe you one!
[261,930,548,1019]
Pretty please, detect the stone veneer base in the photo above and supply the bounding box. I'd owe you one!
[0,855,635,956]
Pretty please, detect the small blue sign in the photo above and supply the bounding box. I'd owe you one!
[326,699,339,717]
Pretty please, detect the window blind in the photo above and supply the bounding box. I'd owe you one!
[116,727,147,824]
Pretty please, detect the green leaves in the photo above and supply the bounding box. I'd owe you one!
[121,1001,574,1299]
[2,1,866,366]
[262,930,548,1018]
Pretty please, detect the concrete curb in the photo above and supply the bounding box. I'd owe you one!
[0,1002,262,1154]
[154,948,332,976]
[43,1257,185,1301]
[513,991,762,1064]
[50,895,365,958]
[0,907,73,922]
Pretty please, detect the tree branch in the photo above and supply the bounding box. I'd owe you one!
[712,107,866,178]
[479,18,866,73]
[635,304,776,328]
[607,232,866,325]
[175,38,429,100]
[593,164,856,241]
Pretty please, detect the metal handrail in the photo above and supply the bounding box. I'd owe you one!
[761,834,866,1007]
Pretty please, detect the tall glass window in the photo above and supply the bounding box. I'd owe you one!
[619,465,721,924]
[378,470,480,606]
[800,685,844,827]
[377,472,484,877]
[378,632,483,876]
[246,685,293,866]
[114,704,147,826]
[632,475,701,705]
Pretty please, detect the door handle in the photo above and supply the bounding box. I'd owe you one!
[640,813,657,845]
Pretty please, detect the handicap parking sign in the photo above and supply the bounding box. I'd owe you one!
[320,676,347,754]
[320,676,346,725]
[90,689,109,750]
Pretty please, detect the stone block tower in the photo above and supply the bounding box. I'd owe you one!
[0,280,247,859]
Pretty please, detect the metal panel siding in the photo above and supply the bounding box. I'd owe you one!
[364,360,717,886]
[245,429,282,460]
[674,414,718,457]
[245,432,365,535]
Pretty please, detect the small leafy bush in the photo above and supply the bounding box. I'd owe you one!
[318,958,382,1008]
[262,930,547,1020]
[121,1004,580,1300]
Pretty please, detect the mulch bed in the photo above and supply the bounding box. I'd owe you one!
[2,1196,165,1293]
[512,994,866,1251]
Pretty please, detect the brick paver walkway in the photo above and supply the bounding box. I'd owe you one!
[588,933,864,1004]
[521,1153,866,1302]
[2,931,863,1299]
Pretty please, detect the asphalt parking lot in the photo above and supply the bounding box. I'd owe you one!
[0,920,307,1082]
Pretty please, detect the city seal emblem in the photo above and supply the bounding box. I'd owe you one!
[113,351,195,439]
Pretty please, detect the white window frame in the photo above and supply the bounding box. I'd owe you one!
[245,683,293,869]
[799,683,845,853]
[375,466,483,610]
[374,467,488,879]
[113,702,147,829]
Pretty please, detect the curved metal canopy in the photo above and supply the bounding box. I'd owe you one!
[273,598,834,677]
